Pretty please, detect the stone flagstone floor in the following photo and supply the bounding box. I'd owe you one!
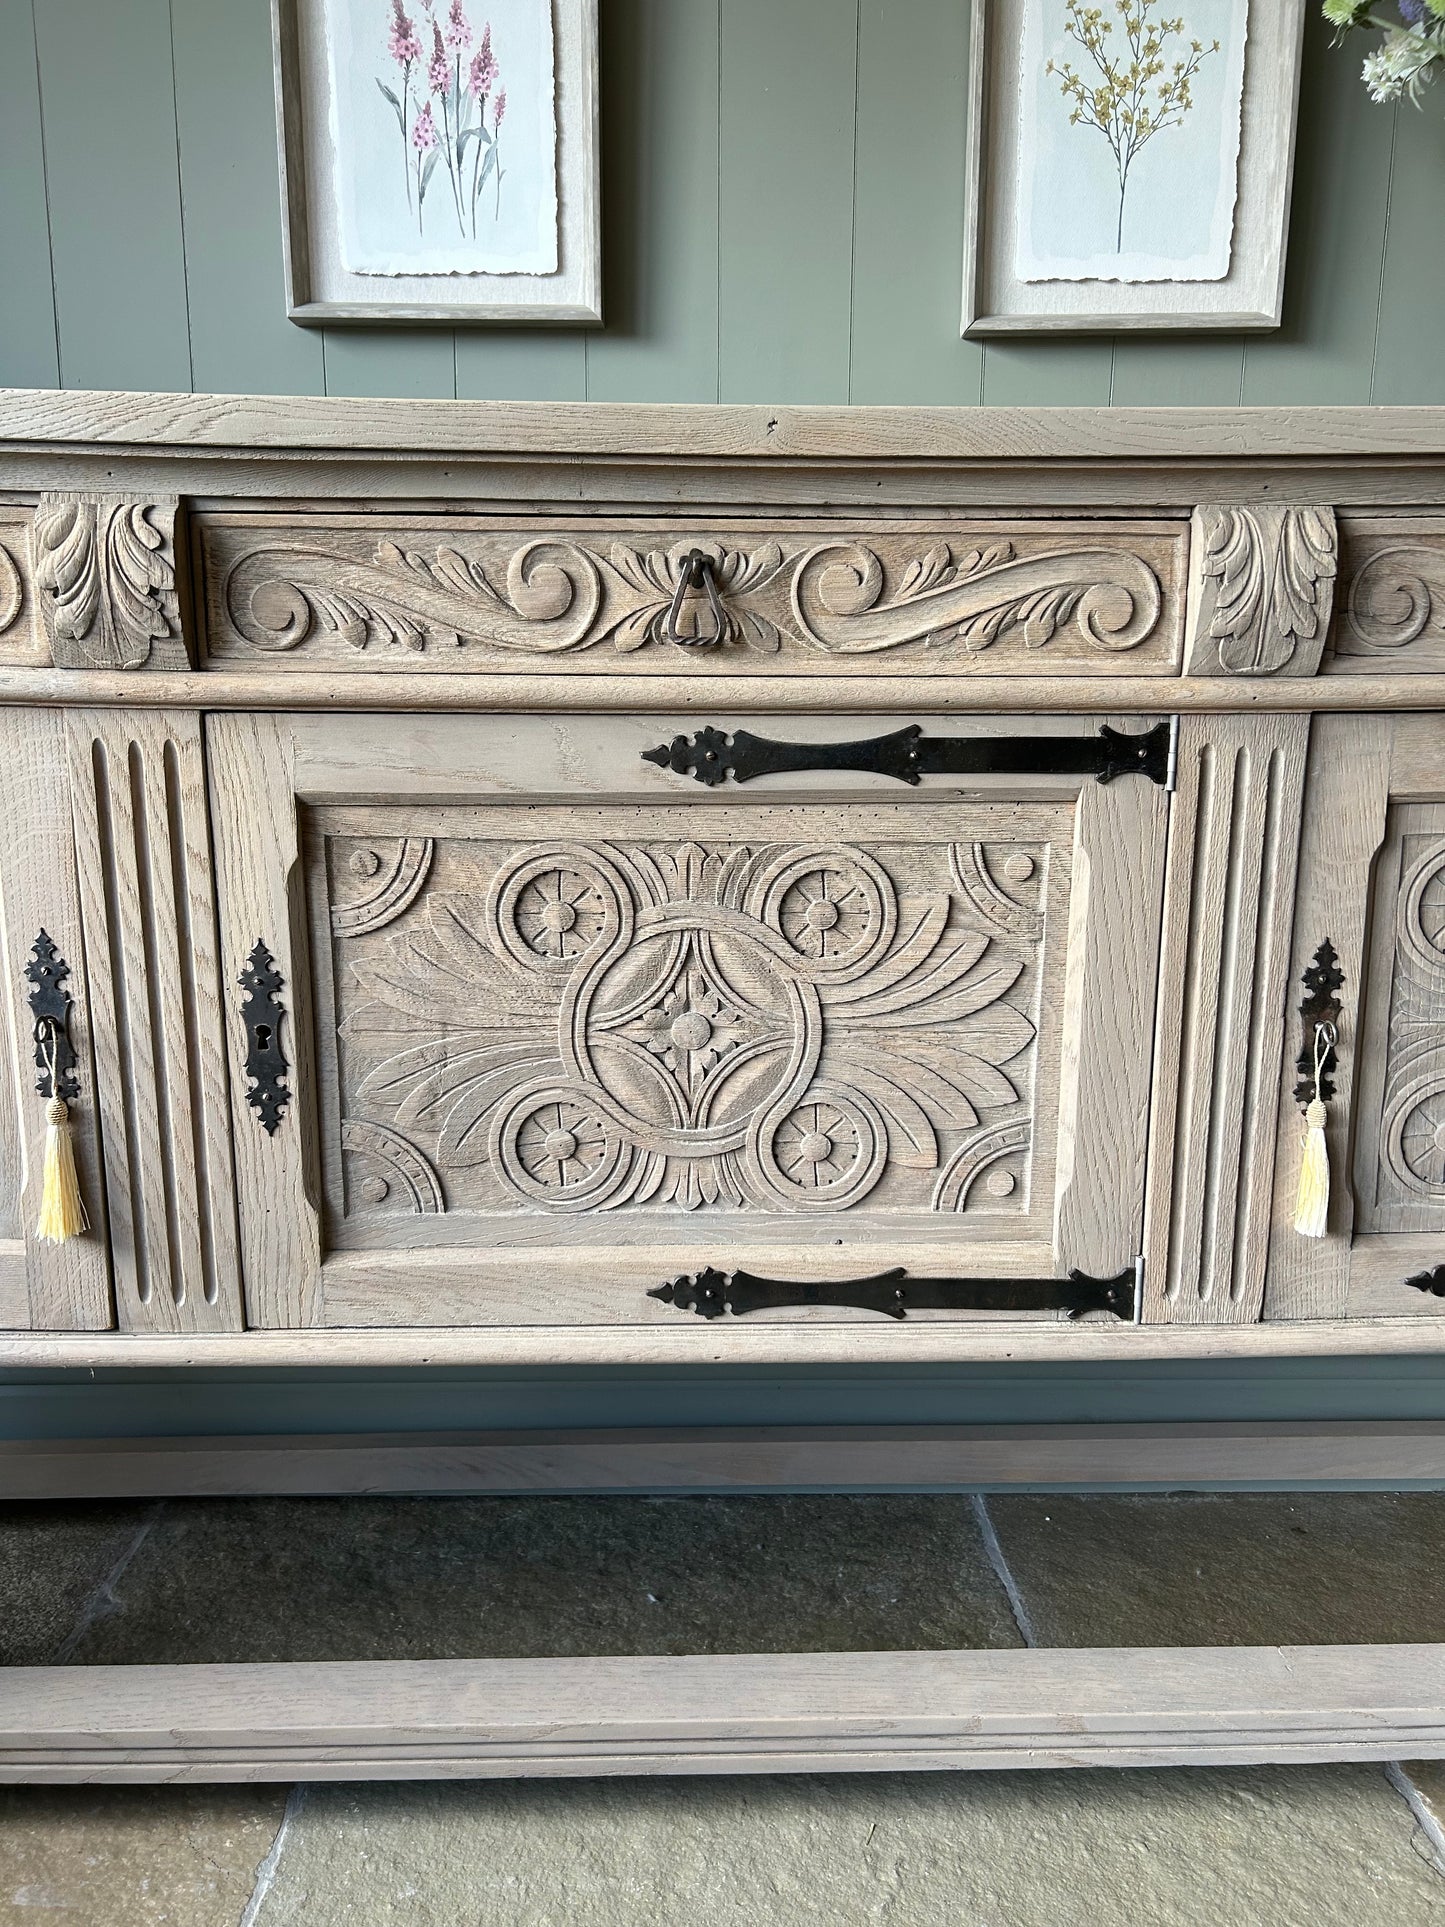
[2,1491,1445,1924]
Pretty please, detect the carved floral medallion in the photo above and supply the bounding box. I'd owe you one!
[327,819,1051,1222]
[1374,830,1445,1215]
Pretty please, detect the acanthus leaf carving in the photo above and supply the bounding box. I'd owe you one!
[1185,504,1338,677]
[213,527,1174,665]
[32,494,182,670]
[334,834,1040,1220]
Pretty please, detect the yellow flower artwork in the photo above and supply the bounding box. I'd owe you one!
[1015,0,1249,284]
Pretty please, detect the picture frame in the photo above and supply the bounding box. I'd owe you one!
[962,0,1306,336]
[272,0,600,325]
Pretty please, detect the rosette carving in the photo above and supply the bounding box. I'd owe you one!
[0,544,21,635]
[1374,835,1445,1214]
[337,836,1039,1218]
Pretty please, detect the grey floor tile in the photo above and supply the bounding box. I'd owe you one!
[983,1493,1445,1647]
[0,1501,157,1664]
[249,1765,1445,1927]
[66,1494,1022,1664]
[0,1784,288,1927]
[1397,1761,1445,1869]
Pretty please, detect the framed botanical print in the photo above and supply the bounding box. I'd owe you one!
[272,0,600,324]
[963,0,1305,334]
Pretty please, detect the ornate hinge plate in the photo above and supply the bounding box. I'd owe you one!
[642,721,1171,789]
[25,930,78,1101]
[1406,1265,1445,1300]
[239,940,289,1134]
[649,1265,1137,1322]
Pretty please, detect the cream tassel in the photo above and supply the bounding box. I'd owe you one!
[1294,1021,1336,1240]
[35,1024,87,1245]
[37,1095,87,1243]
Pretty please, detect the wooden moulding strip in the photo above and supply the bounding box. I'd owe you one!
[2,1315,1445,1369]
[2,391,1445,462]
[2,670,1445,714]
[2,1645,1444,1782]
[3,1423,1445,1501]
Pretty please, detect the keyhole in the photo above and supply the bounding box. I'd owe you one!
[255,1024,272,1053]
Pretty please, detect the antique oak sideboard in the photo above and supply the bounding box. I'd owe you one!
[2,393,1445,1778]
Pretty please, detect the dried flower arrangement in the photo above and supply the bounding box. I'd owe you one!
[1323,0,1445,103]
[378,0,508,236]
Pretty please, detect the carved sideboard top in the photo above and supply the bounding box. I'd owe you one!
[0,392,1442,702]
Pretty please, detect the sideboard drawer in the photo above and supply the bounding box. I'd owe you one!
[198,512,1188,680]
[205,712,1169,1332]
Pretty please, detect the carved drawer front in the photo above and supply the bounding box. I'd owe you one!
[199,513,1187,679]
[1265,715,1445,1323]
[205,712,1167,1335]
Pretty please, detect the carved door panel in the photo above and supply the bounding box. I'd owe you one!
[206,712,1168,1339]
[0,710,113,1330]
[1266,715,1445,1324]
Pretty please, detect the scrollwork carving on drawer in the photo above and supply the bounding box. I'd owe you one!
[201,517,1186,674]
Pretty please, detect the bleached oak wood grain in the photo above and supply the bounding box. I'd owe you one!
[205,713,321,1326]
[3,1645,1443,1781]
[65,710,243,1331]
[4,1315,1445,1369]
[1264,716,1394,1320]
[5,392,1444,462]
[1143,715,1310,1325]
[0,708,111,1329]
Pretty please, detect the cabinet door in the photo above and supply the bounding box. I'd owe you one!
[0,710,112,1330]
[1266,714,1445,1323]
[208,712,1168,1337]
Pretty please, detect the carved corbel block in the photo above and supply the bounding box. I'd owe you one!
[1183,504,1337,677]
[30,493,191,670]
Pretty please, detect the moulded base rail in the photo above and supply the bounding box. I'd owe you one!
[2,1647,1444,1782]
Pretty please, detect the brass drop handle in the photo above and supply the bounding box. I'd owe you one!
[665,549,727,649]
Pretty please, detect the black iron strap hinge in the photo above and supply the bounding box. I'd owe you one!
[642,721,1172,790]
[650,1264,1137,1322]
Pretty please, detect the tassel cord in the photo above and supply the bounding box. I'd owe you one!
[1293,1019,1337,1240]
[35,1018,87,1244]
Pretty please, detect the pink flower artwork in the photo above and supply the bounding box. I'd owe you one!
[469,23,497,97]
[387,0,421,65]
[428,18,450,93]
[373,0,508,242]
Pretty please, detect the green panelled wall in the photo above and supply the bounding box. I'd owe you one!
[2,1,1445,1451]
[3,0,1444,404]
